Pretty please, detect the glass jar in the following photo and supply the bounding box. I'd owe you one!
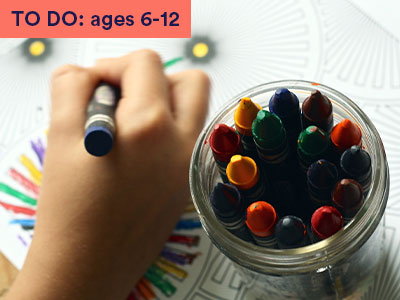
[189,80,389,299]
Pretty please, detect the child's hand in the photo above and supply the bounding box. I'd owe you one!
[7,50,209,300]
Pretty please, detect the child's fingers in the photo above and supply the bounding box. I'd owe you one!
[168,70,210,138]
[92,50,170,117]
[50,65,100,136]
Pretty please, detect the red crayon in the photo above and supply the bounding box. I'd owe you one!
[245,201,278,248]
[209,124,241,182]
[311,206,343,241]
[330,119,362,153]
[332,179,364,224]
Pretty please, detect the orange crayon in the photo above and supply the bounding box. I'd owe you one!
[331,119,362,153]
[234,97,262,156]
[246,201,278,248]
[227,155,266,206]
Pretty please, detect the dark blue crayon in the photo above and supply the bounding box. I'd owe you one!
[175,219,202,230]
[307,159,339,208]
[275,216,310,249]
[269,88,302,149]
[210,183,254,242]
[84,83,120,157]
[340,146,372,196]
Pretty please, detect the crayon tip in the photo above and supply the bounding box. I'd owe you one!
[307,159,338,189]
[234,97,262,136]
[209,124,241,162]
[275,216,307,247]
[269,88,300,117]
[311,206,343,240]
[302,90,332,121]
[340,146,371,177]
[84,126,114,156]
[331,119,362,152]
[227,155,259,190]
[210,183,242,215]
[332,179,364,211]
[297,126,329,156]
[246,201,277,237]
[252,110,286,149]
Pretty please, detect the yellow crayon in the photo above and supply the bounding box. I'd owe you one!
[155,257,188,280]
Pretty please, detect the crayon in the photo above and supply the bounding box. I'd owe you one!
[330,119,362,164]
[340,146,372,196]
[175,218,202,230]
[209,124,241,182]
[234,97,262,157]
[302,90,333,133]
[275,215,310,249]
[311,206,343,241]
[252,110,291,180]
[226,155,266,206]
[210,183,253,242]
[0,183,37,206]
[297,126,329,172]
[307,160,338,208]
[245,201,278,248]
[269,88,302,147]
[84,83,120,157]
[137,278,156,300]
[332,179,364,224]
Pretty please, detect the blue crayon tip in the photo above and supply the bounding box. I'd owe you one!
[84,126,114,157]
[269,88,300,117]
[210,183,242,216]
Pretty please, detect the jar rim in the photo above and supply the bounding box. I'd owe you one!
[189,80,389,274]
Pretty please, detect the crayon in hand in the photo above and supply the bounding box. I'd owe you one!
[275,215,310,249]
[332,179,364,224]
[226,155,267,206]
[269,88,302,148]
[311,206,343,242]
[302,90,333,133]
[234,97,262,158]
[84,83,120,157]
[245,201,278,248]
[307,159,338,208]
[210,183,254,242]
[209,124,241,182]
[340,146,372,196]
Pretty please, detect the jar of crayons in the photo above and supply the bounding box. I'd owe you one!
[190,80,389,299]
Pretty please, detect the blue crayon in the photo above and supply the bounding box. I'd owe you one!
[269,88,302,149]
[175,219,202,230]
[307,159,339,208]
[275,216,310,249]
[84,83,120,157]
[340,146,372,196]
[210,183,254,242]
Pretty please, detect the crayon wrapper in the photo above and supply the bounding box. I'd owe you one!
[85,85,119,132]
